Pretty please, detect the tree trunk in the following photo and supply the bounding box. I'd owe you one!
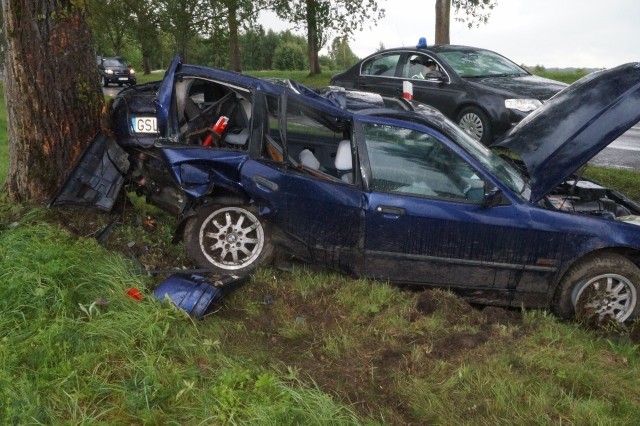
[3,0,104,202]
[306,0,321,75]
[435,0,451,45]
[227,1,242,72]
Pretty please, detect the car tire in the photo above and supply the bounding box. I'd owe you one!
[456,107,492,145]
[101,76,108,87]
[553,253,640,322]
[184,204,274,275]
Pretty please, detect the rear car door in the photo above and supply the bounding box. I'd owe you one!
[350,52,403,98]
[240,93,365,273]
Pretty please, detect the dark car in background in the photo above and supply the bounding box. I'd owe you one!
[331,41,568,144]
[52,57,640,322]
[97,56,137,87]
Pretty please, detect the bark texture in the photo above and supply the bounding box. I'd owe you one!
[3,0,104,201]
[435,0,451,45]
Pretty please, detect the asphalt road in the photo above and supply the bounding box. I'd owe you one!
[103,85,126,97]
[590,124,640,170]
[103,85,640,170]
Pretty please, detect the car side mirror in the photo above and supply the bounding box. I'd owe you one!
[425,70,446,82]
[483,186,504,208]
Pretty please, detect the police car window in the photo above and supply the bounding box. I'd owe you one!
[361,54,401,77]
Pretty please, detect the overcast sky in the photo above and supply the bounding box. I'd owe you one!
[260,0,640,69]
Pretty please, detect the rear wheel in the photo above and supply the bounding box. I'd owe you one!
[456,106,492,145]
[554,253,640,322]
[184,204,274,275]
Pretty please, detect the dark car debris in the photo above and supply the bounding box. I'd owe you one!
[51,56,640,323]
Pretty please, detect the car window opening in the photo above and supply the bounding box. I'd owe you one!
[262,94,354,183]
[173,78,251,150]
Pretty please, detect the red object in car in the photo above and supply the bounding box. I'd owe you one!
[202,116,229,147]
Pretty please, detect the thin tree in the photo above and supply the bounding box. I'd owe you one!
[87,0,129,55]
[124,0,161,74]
[274,0,385,75]
[435,0,496,45]
[3,0,104,201]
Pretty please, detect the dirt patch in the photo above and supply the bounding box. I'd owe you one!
[481,306,521,326]
[415,288,474,320]
[49,202,195,276]
[430,330,490,359]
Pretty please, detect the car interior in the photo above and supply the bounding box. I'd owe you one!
[262,94,355,184]
[173,77,252,149]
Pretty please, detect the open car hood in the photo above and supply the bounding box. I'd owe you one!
[494,62,640,203]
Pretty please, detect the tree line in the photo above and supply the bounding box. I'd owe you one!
[2,0,494,201]
[88,0,378,75]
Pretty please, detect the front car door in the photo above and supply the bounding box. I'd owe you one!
[399,52,462,119]
[355,117,561,305]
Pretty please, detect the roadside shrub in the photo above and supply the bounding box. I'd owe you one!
[273,42,307,71]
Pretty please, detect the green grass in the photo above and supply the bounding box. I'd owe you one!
[584,165,640,201]
[533,69,590,84]
[1,218,640,423]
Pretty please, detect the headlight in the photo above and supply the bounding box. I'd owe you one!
[130,68,136,75]
[105,69,114,75]
[505,99,542,112]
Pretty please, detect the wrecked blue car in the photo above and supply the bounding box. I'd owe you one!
[52,57,640,322]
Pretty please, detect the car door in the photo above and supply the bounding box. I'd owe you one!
[399,52,463,119]
[355,118,557,304]
[240,93,365,273]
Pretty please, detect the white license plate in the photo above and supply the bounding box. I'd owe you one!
[131,117,158,134]
[118,77,129,81]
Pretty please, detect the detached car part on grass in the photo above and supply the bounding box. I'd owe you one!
[52,57,640,322]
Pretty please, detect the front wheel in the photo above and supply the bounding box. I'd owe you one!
[554,253,640,322]
[184,205,274,275]
[101,76,108,87]
[456,107,492,145]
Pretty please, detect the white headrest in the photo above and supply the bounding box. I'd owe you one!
[299,149,320,170]
[334,140,352,171]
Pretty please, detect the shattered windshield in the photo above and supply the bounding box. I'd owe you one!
[438,50,528,78]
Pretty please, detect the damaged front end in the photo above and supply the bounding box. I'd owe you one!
[545,175,640,221]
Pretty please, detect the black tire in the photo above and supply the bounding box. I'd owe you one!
[101,76,108,87]
[456,106,492,145]
[184,204,274,275]
[553,253,640,322]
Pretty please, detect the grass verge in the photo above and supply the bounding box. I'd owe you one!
[1,206,640,423]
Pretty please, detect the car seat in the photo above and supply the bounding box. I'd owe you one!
[334,140,353,183]
[299,149,321,170]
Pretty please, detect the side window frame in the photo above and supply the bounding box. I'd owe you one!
[259,93,357,184]
[357,120,487,204]
[360,53,402,78]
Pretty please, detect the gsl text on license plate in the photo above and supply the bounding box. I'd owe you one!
[131,117,158,134]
